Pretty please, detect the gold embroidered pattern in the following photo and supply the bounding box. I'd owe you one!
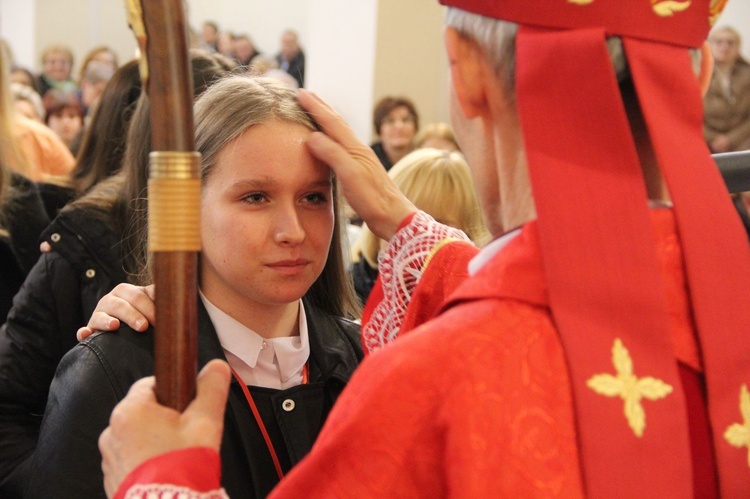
[587,338,673,437]
[651,0,692,17]
[724,384,750,467]
[422,237,463,273]
[568,0,694,18]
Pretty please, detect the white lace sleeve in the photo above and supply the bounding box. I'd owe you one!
[362,211,471,354]
[124,484,229,499]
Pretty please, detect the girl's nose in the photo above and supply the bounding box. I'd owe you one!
[273,205,305,245]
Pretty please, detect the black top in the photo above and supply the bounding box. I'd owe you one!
[275,50,305,88]
[36,182,75,220]
[351,257,379,306]
[0,204,125,498]
[370,142,393,171]
[0,174,50,323]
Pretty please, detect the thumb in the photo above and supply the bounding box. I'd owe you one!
[185,359,231,424]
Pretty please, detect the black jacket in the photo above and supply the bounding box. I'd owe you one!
[0,206,124,497]
[351,257,379,306]
[0,174,49,323]
[275,50,305,88]
[36,182,75,221]
[370,142,393,171]
[26,299,362,498]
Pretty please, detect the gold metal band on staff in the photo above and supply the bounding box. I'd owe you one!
[148,151,202,251]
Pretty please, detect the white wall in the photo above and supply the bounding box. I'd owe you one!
[715,2,750,60]
[306,0,378,141]
[0,0,36,68]
[373,0,448,141]
[1,0,135,76]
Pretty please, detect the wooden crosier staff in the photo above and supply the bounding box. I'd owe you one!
[125,0,200,410]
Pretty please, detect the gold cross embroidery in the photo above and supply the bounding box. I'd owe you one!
[587,338,673,437]
[724,384,750,467]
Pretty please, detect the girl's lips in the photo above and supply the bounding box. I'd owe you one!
[266,259,311,274]
[267,259,309,267]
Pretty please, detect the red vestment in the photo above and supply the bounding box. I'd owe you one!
[119,210,737,497]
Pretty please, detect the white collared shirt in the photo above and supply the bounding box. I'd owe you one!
[468,227,522,276]
[200,292,310,390]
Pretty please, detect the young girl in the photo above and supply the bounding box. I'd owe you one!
[26,76,362,498]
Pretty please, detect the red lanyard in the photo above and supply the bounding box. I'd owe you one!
[229,364,309,481]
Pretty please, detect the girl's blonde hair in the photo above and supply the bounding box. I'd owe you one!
[352,148,490,267]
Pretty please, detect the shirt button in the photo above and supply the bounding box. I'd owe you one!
[50,233,61,242]
[85,269,96,278]
[282,399,295,412]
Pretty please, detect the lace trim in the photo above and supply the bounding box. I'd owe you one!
[124,483,229,499]
[362,211,470,354]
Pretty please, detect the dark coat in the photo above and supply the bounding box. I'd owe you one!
[351,257,379,306]
[36,182,75,221]
[26,299,362,498]
[0,174,49,323]
[0,206,124,497]
[275,50,305,88]
[370,142,393,171]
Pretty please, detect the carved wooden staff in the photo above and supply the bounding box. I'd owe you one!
[126,0,200,410]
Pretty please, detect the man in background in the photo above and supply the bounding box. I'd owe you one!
[275,30,305,87]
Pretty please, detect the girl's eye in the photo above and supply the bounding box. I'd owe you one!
[242,192,267,204]
[304,192,329,205]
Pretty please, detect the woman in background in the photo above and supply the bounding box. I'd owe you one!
[37,59,142,218]
[76,46,119,84]
[351,148,488,304]
[10,83,44,122]
[415,122,460,152]
[42,89,84,154]
[370,96,419,171]
[703,25,750,153]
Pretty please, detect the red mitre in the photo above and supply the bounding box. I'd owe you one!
[439,1,749,497]
[440,0,727,47]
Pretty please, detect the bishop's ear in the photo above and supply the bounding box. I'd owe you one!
[444,27,489,119]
